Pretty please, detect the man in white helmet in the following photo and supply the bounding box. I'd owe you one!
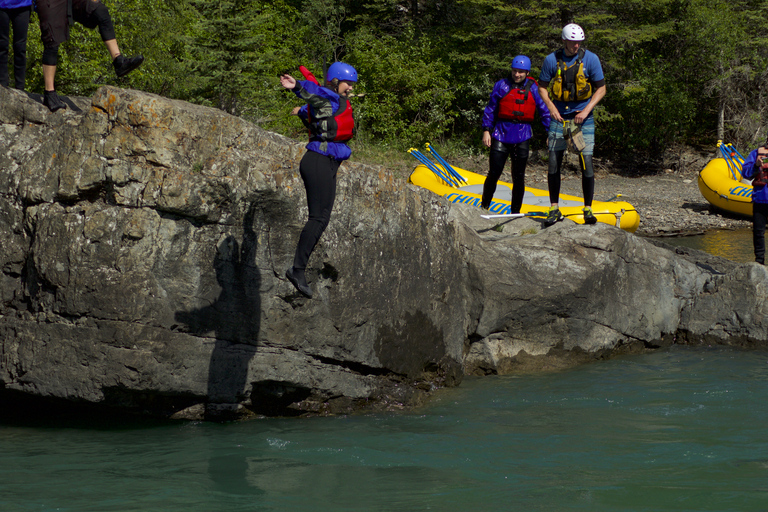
[538,23,606,227]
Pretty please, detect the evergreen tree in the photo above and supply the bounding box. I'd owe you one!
[108,0,193,98]
[296,0,348,77]
[185,0,262,115]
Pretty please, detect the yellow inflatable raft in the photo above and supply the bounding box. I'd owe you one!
[407,148,639,232]
[698,157,753,218]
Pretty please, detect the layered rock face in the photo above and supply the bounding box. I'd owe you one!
[0,87,467,419]
[1,86,766,420]
[454,207,768,374]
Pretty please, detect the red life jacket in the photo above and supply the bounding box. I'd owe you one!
[497,78,536,123]
[309,99,355,142]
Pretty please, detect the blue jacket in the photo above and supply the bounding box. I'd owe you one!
[0,0,33,8]
[292,80,352,162]
[741,149,768,203]
[481,77,550,144]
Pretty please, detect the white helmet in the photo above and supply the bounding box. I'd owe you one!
[562,23,585,41]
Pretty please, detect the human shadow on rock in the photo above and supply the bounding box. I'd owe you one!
[27,92,86,113]
[174,206,261,419]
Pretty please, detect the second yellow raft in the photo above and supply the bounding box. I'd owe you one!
[697,157,753,217]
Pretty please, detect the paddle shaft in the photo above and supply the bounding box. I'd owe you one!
[481,212,546,219]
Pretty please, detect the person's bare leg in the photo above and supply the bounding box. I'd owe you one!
[43,64,56,91]
[104,38,119,60]
[42,63,66,111]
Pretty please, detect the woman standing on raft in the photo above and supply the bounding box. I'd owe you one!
[280,62,358,298]
[480,55,550,213]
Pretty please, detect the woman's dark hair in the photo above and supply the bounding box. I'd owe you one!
[327,78,340,93]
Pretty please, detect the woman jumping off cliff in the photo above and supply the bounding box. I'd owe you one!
[279,62,358,298]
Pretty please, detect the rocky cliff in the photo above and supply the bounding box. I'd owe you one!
[1,86,766,420]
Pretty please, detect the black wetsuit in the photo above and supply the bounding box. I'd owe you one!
[482,139,529,213]
[292,150,340,272]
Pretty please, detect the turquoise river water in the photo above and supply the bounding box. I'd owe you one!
[2,230,767,511]
[2,346,768,511]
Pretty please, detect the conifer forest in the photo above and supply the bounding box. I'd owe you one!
[19,0,768,164]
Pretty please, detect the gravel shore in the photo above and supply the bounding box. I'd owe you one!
[530,170,751,237]
[514,150,751,237]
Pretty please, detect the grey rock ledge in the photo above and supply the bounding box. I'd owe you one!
[1,86,765,420]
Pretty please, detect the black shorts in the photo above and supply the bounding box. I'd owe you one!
[38,0,102,47]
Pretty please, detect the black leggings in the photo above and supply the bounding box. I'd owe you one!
[74,0,115,40]
[547,150,595,207]
[482,139,529,213]
[0,5,31,89]
[292,150,339,272]
[753,202,768,264]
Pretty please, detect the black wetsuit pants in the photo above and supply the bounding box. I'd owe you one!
[0,5,31,89]
[753,202,768,264]
[548,150,595,207]
[292,150,339,272]
[482,139,529,213]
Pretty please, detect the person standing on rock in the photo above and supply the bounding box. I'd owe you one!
[538,23,606,227]
[738,143,768,264]
[480,55,550,213]
[35,0,144,112]
[279,62,357,298]
[0,0,32,90]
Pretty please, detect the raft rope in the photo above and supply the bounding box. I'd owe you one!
[560,209,629,228]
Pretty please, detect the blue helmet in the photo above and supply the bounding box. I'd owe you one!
[327,62,358,82]
[510,55,531,72]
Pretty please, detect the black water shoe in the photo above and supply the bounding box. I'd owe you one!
[286,267,312,298]
[543,206,562,227]
[114,54,144,78]
[583,206,597,225]
[43,90,66,112]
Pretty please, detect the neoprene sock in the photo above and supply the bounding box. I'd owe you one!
[43,90,66,112]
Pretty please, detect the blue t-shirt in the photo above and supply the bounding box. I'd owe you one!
[539,48,604,116]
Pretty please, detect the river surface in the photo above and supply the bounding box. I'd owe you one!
[2,229,764,511]
[651,227,755,263]
[2,346,768,511]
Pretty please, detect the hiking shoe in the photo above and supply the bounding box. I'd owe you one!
[43,90,66,112]
[286,267,312,298]
[114,54,144,78]
[583,206,597,225]
[543,207,562,227]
